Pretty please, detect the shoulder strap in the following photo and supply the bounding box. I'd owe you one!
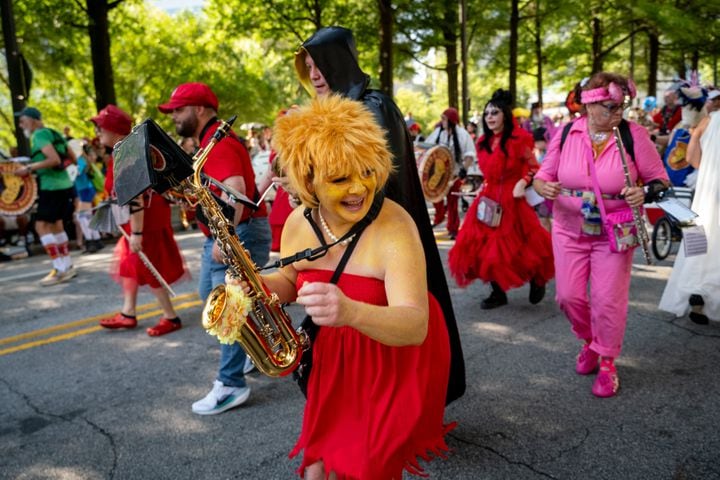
[618,119,635,164]
[261,191,385,270]
[559,121,573,152]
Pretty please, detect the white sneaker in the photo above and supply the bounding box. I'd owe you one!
[191,380,250,416]
[243,356,256,374]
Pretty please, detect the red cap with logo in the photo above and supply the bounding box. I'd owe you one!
[90,104,133,135]
[157,82,219,113]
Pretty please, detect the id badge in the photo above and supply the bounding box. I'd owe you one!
[580,191,602,236]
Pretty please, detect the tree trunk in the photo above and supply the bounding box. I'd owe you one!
[377,0,393,98]
[534,0,542,106]
[0,0,29,154]
[648,31,659,96]
[443,4,459,109]
[87,0,116,110]
[460,0,469,124]
[591,16,603,73]
[509,0,519,107]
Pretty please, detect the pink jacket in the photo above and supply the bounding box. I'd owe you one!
[535,116,668,236]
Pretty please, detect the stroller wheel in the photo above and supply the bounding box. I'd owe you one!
[652,216,673,260]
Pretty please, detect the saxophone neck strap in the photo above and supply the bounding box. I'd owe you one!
[261,191,384,270]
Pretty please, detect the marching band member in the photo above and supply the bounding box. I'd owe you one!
[295,26,465,404]
[534,72,668,397]
[235,94,454,480]
[449,89,554,310]
[424,107,477,239]
[95,105,188,336]
[14,107,77,285]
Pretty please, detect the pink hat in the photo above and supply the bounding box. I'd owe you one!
[158,82,219,113]
[90,104,133,135]
[442,107,460,125]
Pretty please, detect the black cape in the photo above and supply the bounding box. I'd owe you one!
[297,26,466,405]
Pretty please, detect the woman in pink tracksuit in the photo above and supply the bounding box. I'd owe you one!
[533,72,668,398]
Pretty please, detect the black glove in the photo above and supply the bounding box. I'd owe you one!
[644,179,669,204]
[458,167,467,180]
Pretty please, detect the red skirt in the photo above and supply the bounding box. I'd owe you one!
[111,196,188,288]
[290,270,454,479]
[449,191,554,291]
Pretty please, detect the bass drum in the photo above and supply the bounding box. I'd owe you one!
[415,144,453,203]
[0,162,38,216]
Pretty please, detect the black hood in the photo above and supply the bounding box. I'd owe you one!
[295,26,370,100]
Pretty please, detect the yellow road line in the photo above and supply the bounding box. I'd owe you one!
[0,292,199,346]
[0,298,202,357]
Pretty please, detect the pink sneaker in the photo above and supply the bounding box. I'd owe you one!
[592,360,619,398]
[575,343,599,375]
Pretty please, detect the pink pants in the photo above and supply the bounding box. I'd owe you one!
[552,228,634,358]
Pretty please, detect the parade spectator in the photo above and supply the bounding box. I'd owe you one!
[659,110,720,324]
[295,25,465,404]
[466,121,478,141]
[522,102,556,141]
[651,85,682,152]
[448,89,554,309]
[14,107,76,285]
[176,137,199,230]
[258,94,453,480]
[158,82,271,415]
[705,89,720,114]
[74,143,104,253]
[662,84,707,187]
[425,107,477,239]
[533,72,669,398]
[95,105,188,336]
[532,127,552,231]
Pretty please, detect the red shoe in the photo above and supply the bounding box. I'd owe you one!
[146,318,182,337]
[100,313,138,329]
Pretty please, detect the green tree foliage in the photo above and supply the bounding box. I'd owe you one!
[1,0,719,152]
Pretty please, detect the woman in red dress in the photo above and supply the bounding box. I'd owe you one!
[449,89,554,309]
[231,95,453,479]
[93,105,189,336]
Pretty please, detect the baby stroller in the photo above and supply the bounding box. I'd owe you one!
[645,186,695,260]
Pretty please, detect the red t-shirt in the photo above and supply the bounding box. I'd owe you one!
[652,105,681,133]
[198,120,267,236]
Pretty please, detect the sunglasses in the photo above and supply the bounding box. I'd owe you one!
[596,103,627,114]
[484,109,501,117]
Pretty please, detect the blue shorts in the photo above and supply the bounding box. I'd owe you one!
[77,187,96,203]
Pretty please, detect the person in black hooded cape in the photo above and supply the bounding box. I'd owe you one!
[295,26,465,405]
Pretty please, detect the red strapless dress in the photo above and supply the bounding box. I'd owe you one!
[290,269,455,479]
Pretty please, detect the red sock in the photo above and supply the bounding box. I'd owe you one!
[44,244,59,259]
[58,242,70,257]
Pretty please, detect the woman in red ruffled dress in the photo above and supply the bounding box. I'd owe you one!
[93,105,189,337]
[231,95,454,479]
[449,89,554,309]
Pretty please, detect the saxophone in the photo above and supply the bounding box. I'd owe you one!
[188,117,309,377]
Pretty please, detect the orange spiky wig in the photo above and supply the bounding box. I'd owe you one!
[272,94,393,209]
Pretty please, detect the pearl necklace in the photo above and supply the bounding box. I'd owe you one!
[318,208,355,247]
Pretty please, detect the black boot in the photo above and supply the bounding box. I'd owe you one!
[688,294,709,325]
[529,280,546,305]
[481,282,507,310]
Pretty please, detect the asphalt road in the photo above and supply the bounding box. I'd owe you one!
[1,225,719,480]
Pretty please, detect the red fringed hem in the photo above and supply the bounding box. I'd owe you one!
[290,421,457,479]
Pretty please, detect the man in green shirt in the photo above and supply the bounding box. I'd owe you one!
[15,107,77,285]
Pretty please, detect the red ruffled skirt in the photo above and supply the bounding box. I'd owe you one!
[110,197,189,288]
[449,190,554,291]
[291,270,455,479]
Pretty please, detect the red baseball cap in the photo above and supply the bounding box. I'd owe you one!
[90,104,133,136]
[442,107,460,125]
[158,82,219,113]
